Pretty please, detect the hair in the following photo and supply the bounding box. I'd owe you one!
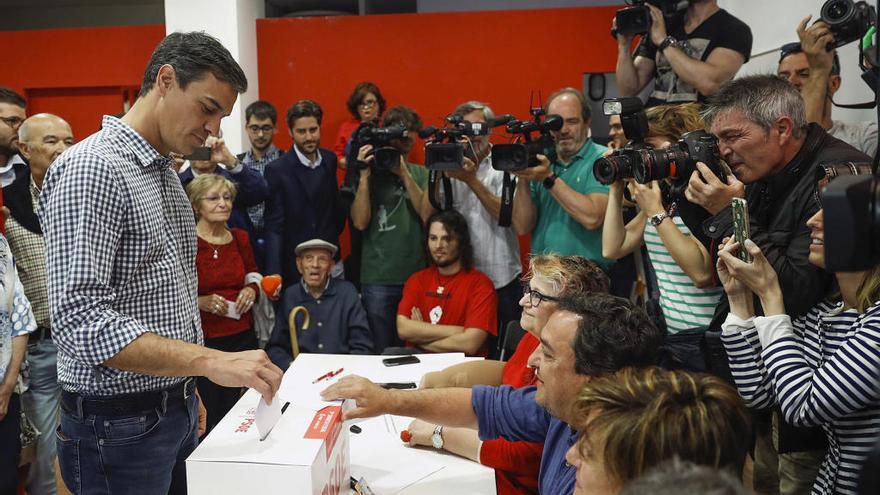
[526,255,610,298]
[453,101,495,122]
[571,368,751,488]
[545,87,591,122]
[245,100,277,125]
[138,31,247,98]
[0,87,26,108]
[779,42,841,76]
[559,293,663,376]
[286,99,323,129]
[854,265,880,313]
[646,103,705,142]
[185,173,237,216]
[425,210,475,271]
[701,75,807,139]
[382,105,422,131]
[346,82,387,120]
[620,458,751,495]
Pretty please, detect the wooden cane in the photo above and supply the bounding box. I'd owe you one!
[288,306,310,360]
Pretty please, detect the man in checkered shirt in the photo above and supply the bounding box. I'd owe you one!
[39,32,283,494]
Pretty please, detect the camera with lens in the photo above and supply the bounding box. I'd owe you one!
[817,163,878,272]
[356,122,409,171]
[631,130,727,188]
[421,114,494,171]
[612,0,690,38]
[820,0,877,49]
[593,97,649,185]
[491,109,562,172]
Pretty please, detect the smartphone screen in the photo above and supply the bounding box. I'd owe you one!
[731,198,752,263]
[382,355,421,367]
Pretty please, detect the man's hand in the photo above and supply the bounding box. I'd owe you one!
[206,135,238,168]
[198,294,229,316]
[647,3,669,47]
[797,16,835,73]
[391,155,411,179]
[404,419,435,447]
[203,350,283,404]
[512,154,552,182]
[234,286,257,315]
[445,157,478,184]
[320,375,392,420]
[684,163,745,215]
[612,15,635,48]
[196,390,208,437]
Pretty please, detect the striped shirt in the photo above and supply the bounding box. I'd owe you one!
[722,301,880,495]
[241,144,281,231]
[39,115,202,396]
[643,215,722,332]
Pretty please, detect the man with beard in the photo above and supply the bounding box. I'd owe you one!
[395,210,497,357]
[0,88,27,231]
[264,100,345,288]
[265,239,372,370]
[322,292,662,495]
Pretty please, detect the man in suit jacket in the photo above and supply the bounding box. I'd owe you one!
[265,100,345,288]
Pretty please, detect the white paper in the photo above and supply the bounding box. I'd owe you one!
[255,396,283,441]
[224,299,241,320]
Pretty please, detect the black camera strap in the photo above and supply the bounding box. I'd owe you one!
[498,172,516,227]
[428,170,454,211]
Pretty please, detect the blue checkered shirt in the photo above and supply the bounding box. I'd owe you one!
[241,145,282,231]
[39,115,202,395]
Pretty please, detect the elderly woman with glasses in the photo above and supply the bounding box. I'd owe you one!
[185,174,260,434]
[334,81,386,169]
[412,254,610,495]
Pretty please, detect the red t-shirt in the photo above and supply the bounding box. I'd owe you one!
[397,266,497,356]
[480,332,543,495]
[333,118,361,162]
[196,228,259,340]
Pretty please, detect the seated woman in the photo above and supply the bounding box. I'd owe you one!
[186,174,260,434]
[566,367,750,495]
[602,103,722,371]
[334,81,385,169]
[410,254,610,495]
[717,193,880,495]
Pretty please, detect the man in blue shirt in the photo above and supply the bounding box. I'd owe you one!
[322,293,662,494]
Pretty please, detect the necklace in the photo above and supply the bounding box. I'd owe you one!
[198,228,232,260]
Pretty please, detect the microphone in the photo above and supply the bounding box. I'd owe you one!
[489,114,516,127]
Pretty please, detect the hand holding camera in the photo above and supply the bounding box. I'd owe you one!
[684,163,745,216]
[512,154,552,182]
[645,3,670,47]
[797,16,836,74]
[205,135,237,168]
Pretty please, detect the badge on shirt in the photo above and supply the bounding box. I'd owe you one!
[429,306,442,325]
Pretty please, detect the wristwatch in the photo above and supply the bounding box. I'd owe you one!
[649,210,670,227]
[542,173,559,190]
[431,425,444,449]
[658,35,679,52]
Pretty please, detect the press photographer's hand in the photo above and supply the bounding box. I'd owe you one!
[685,162,745,215]
[512,154,552,182]
[647,3,669,47]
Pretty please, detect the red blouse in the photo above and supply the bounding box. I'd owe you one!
[196,228,258,340]
[479,332,543,495]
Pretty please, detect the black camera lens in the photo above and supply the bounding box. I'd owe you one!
[593,153,634,185]
[823,0,853,23]
[633,149,669,183]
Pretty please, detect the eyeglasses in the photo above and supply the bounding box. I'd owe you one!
[247,125,275,134]
[0,116,24,130]
[360,99,378,108]
[201,194,233,204]
[522,284,560,307]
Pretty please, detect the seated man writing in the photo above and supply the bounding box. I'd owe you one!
[395,210,497,357]
[322,292,663,495]
[266,239,373,370]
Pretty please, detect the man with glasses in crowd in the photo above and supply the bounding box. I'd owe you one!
[238,100,283,271]
[0,88,27,231]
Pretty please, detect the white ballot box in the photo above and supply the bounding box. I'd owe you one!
[186,389,350,495]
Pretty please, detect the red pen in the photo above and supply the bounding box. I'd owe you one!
[313,367,344,384]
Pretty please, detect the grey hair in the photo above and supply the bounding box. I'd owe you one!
[453,100,494,122]
[701,74,807,139]
[621,458,751,495]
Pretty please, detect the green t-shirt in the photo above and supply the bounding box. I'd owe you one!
[529,139,613,269]
[360,163,429,284]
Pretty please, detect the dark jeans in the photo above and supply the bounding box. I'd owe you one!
[56,381,199,495]
[665,328,708,373]
[362,284,404,352]
[198,330,257,434]
[0,393,21,495]
[493,276,523,359]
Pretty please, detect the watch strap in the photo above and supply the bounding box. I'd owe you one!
[542,173,558,190]
[649,210,669,227]
[659,35,678,52]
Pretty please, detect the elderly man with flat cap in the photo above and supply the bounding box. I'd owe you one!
[266,239,373,369]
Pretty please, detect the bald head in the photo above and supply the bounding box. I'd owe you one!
[18,113,73,183]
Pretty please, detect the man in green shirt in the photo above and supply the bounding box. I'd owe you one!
[350,106,431,352]
[511,87,612,269]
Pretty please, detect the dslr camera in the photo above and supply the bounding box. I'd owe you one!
[356,122,409,171]
[612,0,690,38]
[420,114,495,171]
[819,164,879,272]
[593,97,650,185]
[820,0,877,48]
[631,129,727,189]
[491,109,562,172]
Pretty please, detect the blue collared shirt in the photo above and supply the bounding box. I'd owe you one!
[39,115,202,395]
[241,144,282,231]
[472,385,578,494]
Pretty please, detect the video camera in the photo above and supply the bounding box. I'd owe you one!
[593,97,649,185]
[612,0,690,38]
[491,109,562,172]
[820,0,877,48]
[356,122,409,171]
[421,114,508,171]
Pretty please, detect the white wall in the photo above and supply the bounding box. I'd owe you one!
[164,0,264,154]
[719,0,876,123]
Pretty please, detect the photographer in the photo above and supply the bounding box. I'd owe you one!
[602,103,721,372]
[510,88,611,268]
[775,18,878,157]
[687,74,869,495]
[615,0,752,106]
[350,106,432,352]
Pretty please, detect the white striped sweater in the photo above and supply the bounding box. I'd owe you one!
[721,301,880,495]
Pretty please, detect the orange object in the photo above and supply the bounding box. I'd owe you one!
[261,274,282,297]
[400,430,412,443]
